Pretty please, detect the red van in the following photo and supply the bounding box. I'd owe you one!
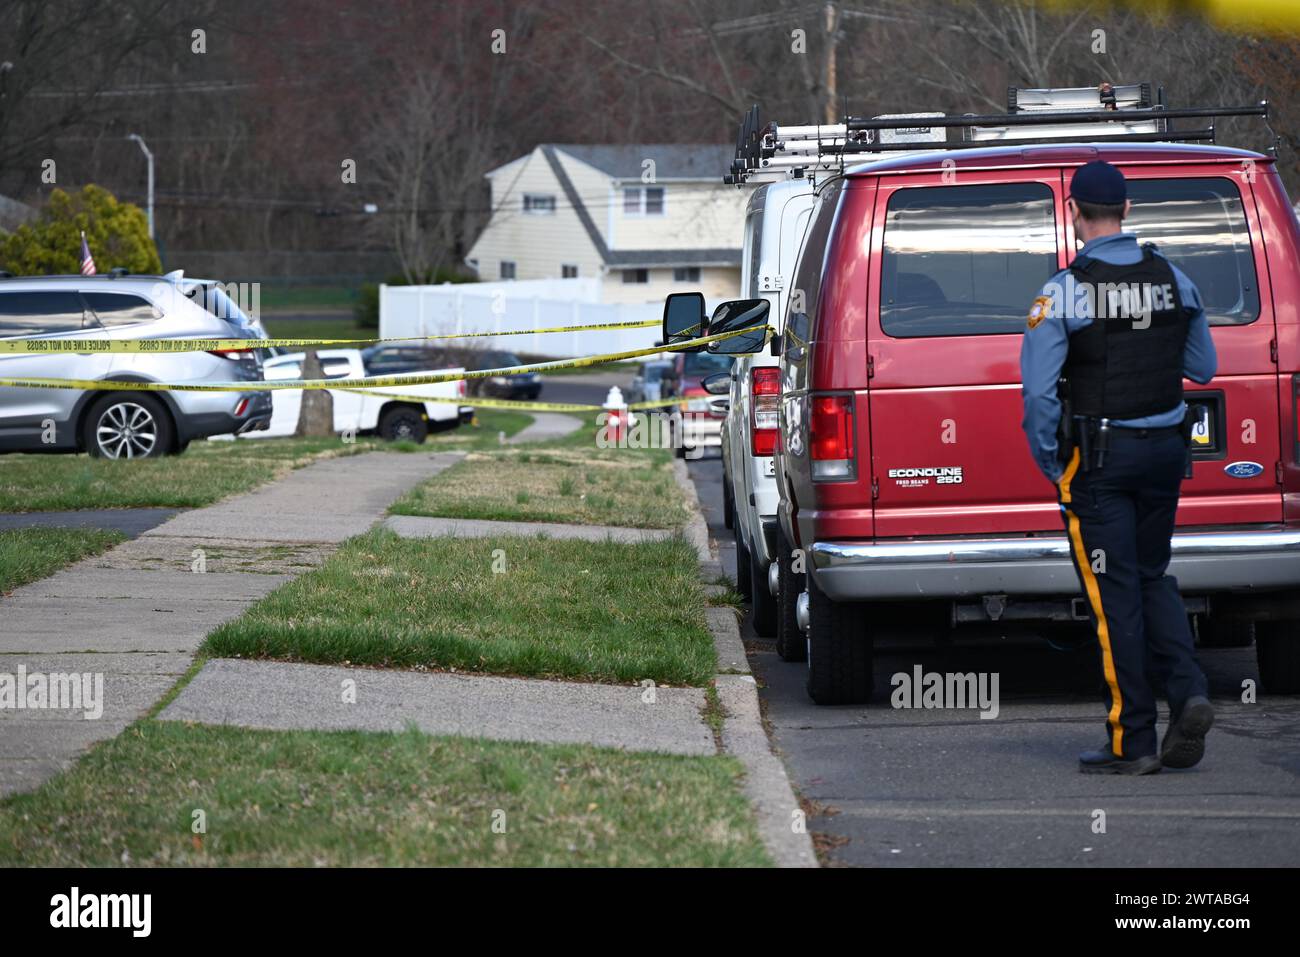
[772,128,1300,703]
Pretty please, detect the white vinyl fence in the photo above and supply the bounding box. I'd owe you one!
[379,281,663,360]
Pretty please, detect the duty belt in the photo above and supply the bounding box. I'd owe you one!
[1065,412,1195,476]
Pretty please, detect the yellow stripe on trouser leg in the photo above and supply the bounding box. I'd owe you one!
[1057,447,1125,757]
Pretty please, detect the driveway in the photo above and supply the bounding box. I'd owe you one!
[686,456,1300,867]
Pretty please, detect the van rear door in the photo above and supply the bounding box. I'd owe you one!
[1109,165,1282,527]
[865,170,1069,537]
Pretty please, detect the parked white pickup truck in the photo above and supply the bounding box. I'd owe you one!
[251,348,467,442]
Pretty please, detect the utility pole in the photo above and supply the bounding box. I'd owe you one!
[126,134,155,240]
[824,3,839,126]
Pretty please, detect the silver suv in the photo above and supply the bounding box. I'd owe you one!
[0,273,271,457]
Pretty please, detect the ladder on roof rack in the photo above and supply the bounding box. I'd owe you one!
[725,83,1270,186]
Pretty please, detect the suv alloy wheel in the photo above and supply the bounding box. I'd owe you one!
[83,394,174,459]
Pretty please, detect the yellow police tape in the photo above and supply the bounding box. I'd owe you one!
[338,388,690,413]
[0,318,661,355]
[0,325,767,394]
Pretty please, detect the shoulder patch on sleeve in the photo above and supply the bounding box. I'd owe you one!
[1026,294,1052,330]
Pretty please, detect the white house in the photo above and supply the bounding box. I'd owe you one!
[465,144,747,304]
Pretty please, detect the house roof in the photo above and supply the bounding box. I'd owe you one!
[540,146,740,270]
[551,144,733,181]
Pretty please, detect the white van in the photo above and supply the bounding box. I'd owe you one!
[720,178,818,634]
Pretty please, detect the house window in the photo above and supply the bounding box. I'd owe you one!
[673,267,701,283]
[623,187,666,216]
[622,268,649,284]
[500,261,517,280]
[523,194,556,214]
[561,264,578,278]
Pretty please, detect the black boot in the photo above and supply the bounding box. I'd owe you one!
[1160,696,1214,769]
[1079,746,1162,775]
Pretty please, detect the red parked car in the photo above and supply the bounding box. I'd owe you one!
[773,130,1300,703]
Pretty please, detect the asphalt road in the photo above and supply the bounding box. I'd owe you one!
[686,455,1300,868]
[536,369,634,407]
[0,509,180,538]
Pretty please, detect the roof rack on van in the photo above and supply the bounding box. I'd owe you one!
[726,83,1270,185]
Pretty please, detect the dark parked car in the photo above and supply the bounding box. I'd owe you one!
[467,350,542,400]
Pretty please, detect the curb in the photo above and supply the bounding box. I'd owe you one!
[671,458,818,868]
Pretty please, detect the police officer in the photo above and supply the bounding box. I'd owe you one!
[1020,160,1217,775]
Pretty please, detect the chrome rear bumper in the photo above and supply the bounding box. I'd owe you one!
[810,530,1300,601]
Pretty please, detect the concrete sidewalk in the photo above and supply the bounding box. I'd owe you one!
[153,456,816,866]
[507,412,582,444]
[160,659,714,756]
[0,449,462,796]
[383,513,673,544]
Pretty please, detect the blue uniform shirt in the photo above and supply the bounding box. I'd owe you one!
[1020,232,1217,482]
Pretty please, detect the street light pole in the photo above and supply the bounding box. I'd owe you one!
[126,134,154,241]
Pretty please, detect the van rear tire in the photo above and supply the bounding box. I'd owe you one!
[1199,616,1254,648]
[749,546,777,638]
[775,528,806,662]
[1255,622,1300,694]
[734,526,753,599]
[805,572,873,705]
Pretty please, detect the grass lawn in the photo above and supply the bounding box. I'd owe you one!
[257,284,358,314]
[0,436,379,513]
[0,411,529,513]
[0,721,768,867]
[0,527,127,593]
[261,314,374,343]
[391,437,686,530]
[205,529,715,686]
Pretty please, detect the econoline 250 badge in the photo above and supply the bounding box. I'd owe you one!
[1223,461,1264,479]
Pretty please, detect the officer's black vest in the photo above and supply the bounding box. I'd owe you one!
[1064,245,1190,420]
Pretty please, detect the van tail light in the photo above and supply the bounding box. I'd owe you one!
[810,393,856,481]
[751,367,780,456]
[458,378,467,398]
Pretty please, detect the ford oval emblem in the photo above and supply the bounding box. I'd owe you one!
[1224,461,1264,479]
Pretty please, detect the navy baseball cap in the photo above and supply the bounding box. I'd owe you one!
[1069,160,1127,205]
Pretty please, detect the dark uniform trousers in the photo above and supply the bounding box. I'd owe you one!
[1055,427,1209,758]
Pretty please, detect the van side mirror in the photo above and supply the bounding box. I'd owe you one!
[662,292,707,352]
[707,298,769,355]
[701,371,731,395]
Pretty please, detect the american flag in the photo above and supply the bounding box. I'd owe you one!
[79,231,96,276]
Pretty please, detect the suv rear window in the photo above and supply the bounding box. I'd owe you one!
[880,182,1058,337]
[81,292,158,327]
[1125,177,1259,326]
[0,291,87,335]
